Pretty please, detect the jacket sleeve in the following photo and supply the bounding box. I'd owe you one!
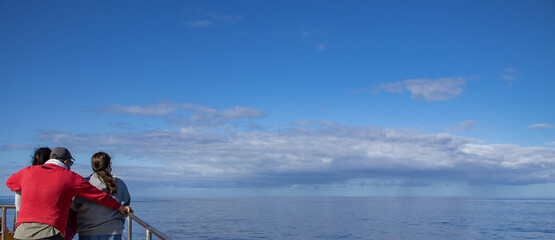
[71,173,121,210]
[117,178,131,206]
[5,170,22,192]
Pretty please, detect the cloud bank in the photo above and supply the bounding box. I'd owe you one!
[35,103,555,189]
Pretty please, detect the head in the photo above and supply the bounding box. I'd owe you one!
[32,147,51,165]
[91,152,111,173]
[50,147,75,169]
[91,152,117,194]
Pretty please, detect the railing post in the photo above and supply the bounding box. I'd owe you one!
[0,205,171,240]
[2,207,7,240]
[13,210,17,232]
[127,214,132,240]
[127,212,170,240]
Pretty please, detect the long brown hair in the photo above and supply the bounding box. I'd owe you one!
[91,152,117,194]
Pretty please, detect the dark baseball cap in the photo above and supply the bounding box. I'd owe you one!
[50,147,74,161]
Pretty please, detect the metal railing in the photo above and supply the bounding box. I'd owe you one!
[127,212,170,240]
[1,204,170,240]
[1,204,15,240]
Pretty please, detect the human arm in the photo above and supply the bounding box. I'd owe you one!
[5,171,22,192]
[72,173,121,210]
[117,177,131,206]
[117,178,132,215]
[14,191,21,212]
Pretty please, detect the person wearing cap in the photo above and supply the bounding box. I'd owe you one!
[6,147,132,240]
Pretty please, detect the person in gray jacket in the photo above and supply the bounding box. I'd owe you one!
[72,152,131,240]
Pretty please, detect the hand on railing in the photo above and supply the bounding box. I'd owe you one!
[118,206,133,217]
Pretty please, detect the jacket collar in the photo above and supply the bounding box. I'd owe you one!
[44,159,68,169]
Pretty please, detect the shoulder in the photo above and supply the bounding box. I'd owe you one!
[67,169,83,176]
[85,173,96,181]
[19,165,38,172]
[114,176,128,186]
[9,165,41,179]
[23,164,64,174]
[114,176,130,194]
[63,169,88,182]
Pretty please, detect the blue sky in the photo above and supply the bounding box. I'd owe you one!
[1,0,554,197]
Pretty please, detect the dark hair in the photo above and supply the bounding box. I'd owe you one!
[91,152,117,194]
[32,147,51,165]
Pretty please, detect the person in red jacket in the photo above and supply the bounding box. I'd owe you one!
[6,147,132,240]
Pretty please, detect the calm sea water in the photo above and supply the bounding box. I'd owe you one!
[2,196,555,239]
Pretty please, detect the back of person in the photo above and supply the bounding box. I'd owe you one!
[15,147,51,214]
[73,173,130,236]
[15,164,84,230]
[6,147,125,240]
[72,152,131,240]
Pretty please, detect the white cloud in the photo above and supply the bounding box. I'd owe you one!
[101,102,266,128]
[501,67,517,86]
[529,123,554,129]
[222,106,266,119]
[299,29,330,51]
[378,77,466,101]
[185,20,214,27]
[207,14,244,23]
[1,144,32,151]
[101,102,179,116]
[448,120,476,131]
[174,103,267,127]
[35,121,555,188]
[186,14,243,28]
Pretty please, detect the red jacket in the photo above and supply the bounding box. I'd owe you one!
[6,163,121,235]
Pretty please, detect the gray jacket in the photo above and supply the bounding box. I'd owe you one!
[72,173,131,236]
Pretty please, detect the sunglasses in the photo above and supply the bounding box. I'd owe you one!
[65,159,74,167]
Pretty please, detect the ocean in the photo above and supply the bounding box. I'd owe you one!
[2,196,555,239]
